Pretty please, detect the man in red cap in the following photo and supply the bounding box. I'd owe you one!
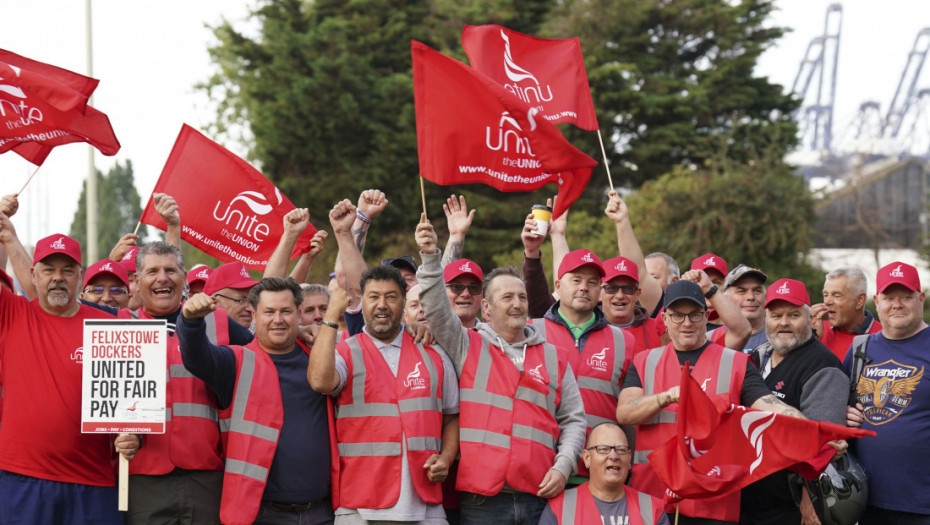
[846,261,930,524]
[0,229,138,524]
[600,256,666,354]
[444,258,483,328]
[690,253,728,287]
[204,261,259,329]
[187,264,212,296]
[81,259,131,309]
[740,278,848,524]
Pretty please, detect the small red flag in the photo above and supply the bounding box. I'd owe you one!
[462,25,599,130]
[140,125,316,270]
[412,40,596,219]
[648,363,875,503]
[0,48,120,165]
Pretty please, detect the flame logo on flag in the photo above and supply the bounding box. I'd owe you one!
[228,190,282,216]
[500,29,540,85]
[741,411,776,473]
[0,65,26,100]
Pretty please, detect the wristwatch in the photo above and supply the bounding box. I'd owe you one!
[704,284,718,299]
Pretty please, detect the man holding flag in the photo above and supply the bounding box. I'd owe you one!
[616,279,805,524]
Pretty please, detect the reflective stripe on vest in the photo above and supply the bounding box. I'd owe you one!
[558,484,657,525]
[459,337,512,450]
[639,491,656,525]
[220,349,280,446]
[560,487,577,522]
[641,346,737,426]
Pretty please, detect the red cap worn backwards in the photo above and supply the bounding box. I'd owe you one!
[877,261,921,293]
[602,256,639,283]
[444,259,483,283]
[83,259,130,288]
[691,253,728,277]
[33,234,81,266]
[764,278,810,308]
[558,249,605,280]
[204,262,258,296]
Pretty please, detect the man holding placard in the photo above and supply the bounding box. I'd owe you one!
[0,230,138,525]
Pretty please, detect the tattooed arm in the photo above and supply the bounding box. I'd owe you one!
[351,189,388,254]
[751,395,808,419]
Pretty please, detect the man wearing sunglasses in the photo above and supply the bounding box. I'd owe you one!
[443,258,483,328]
[541,422,669,525]
[617,280,806,524]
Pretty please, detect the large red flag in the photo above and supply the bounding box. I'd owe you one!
[0,48,120,165]
[648,364,875,502]
[412,40,596,219]
[140,125,316,270]
[462,25,598,130]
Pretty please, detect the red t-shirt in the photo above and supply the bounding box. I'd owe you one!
[820,318,882,362]
[0,288,118,486]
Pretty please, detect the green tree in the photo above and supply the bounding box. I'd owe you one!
[545,0,799,208]
[69,160,148,264]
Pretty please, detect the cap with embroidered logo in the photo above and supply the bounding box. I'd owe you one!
[691,253,728,277]
[558,249,605,280]
[119,246,140,274]
[33,234,81,266]
[764,278,810,308]
[876,261,921,293]
[444,259,483,283]
[187,264,213,287]
[83,259,130,288]
[601,256,639,284]
[204,262,258,296]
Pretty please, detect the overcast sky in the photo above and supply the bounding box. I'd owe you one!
[1,0,928,248]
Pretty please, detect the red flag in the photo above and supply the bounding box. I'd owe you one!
[0,48,120,165]
[462,25,598,130]
[648,363,875,502]
[412,40,596,219]
[140,125,316,270]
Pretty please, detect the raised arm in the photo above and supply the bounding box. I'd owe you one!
[548,196,569,292]
[522,212,555,318]
[288,230,327,283]
[440,194,475,267]
[352,189,388,255]
[330,200,365,306]
[605,190,662,314]
[0,195,35,299]
[308,285,352,394]
[153,193,181,248]
[263,208,311,278]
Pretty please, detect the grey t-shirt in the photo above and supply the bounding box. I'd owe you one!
[538,492,672,525]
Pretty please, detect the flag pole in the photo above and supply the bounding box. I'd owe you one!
[674,503,679,525]
[595,129,615,192]
[17,165,41,194]
[133,221,142,236]
[419,176,428,220]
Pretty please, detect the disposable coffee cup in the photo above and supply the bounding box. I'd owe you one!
[531,204,553,236]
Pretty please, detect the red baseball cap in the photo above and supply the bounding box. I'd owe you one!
[187,265,213,287]
[691,253,728,277]
[33,234,81,266]
[602,256,639,283]
[877,261,921,293]
[558,249,605,280]
[444,259,483,283]
[204,262,258,296]
[764,278,810,308]
[119,246,139,273]
[83,259,130,288]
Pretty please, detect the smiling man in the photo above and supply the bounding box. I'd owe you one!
[710,264,769,354]
[444,259,483,328]
[540,422,669,525]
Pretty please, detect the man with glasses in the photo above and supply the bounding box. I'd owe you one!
[540,422,669,525]
[600,256,665,354]
[617,280,805,524]
[444,258,483,328]
[204,261,259,330]
[81,259,131,309]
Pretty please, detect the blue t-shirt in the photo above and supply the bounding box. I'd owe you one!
[845,327,930,514]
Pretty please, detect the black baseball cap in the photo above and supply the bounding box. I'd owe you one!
[382,255,417,274]
[664,280,706,310]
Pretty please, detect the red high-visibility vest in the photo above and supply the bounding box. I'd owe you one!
[123,307,228,474]
[630,342,747,522]
[547,482,665,525]
[334,331,444,509]
[456,330,567,496]
[532,318,633,476]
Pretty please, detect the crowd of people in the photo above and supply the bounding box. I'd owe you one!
[0,187,926,525]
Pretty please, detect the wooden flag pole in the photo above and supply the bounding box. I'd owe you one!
[595,129,615,192]
[18,165,41,194]
[118,450,129,511]
[133,221,142,236]
[419,176,428,220]
[674,503,679,525]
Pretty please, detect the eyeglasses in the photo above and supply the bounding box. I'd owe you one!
[602,283,638,296]
[586,445,631,456]
[214,293,249,305]
[446,283,482,295]
[83,286,129,297]
[667,311,706,324]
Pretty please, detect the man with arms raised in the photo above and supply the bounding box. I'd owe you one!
[617,280,807,525]
[415,216,586,525]
[178,277,334,524]
[0,230,137,524]
[309,264,459,524]
[540,422,669,525]
[846,262,930,524]
[812,266,882,361]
